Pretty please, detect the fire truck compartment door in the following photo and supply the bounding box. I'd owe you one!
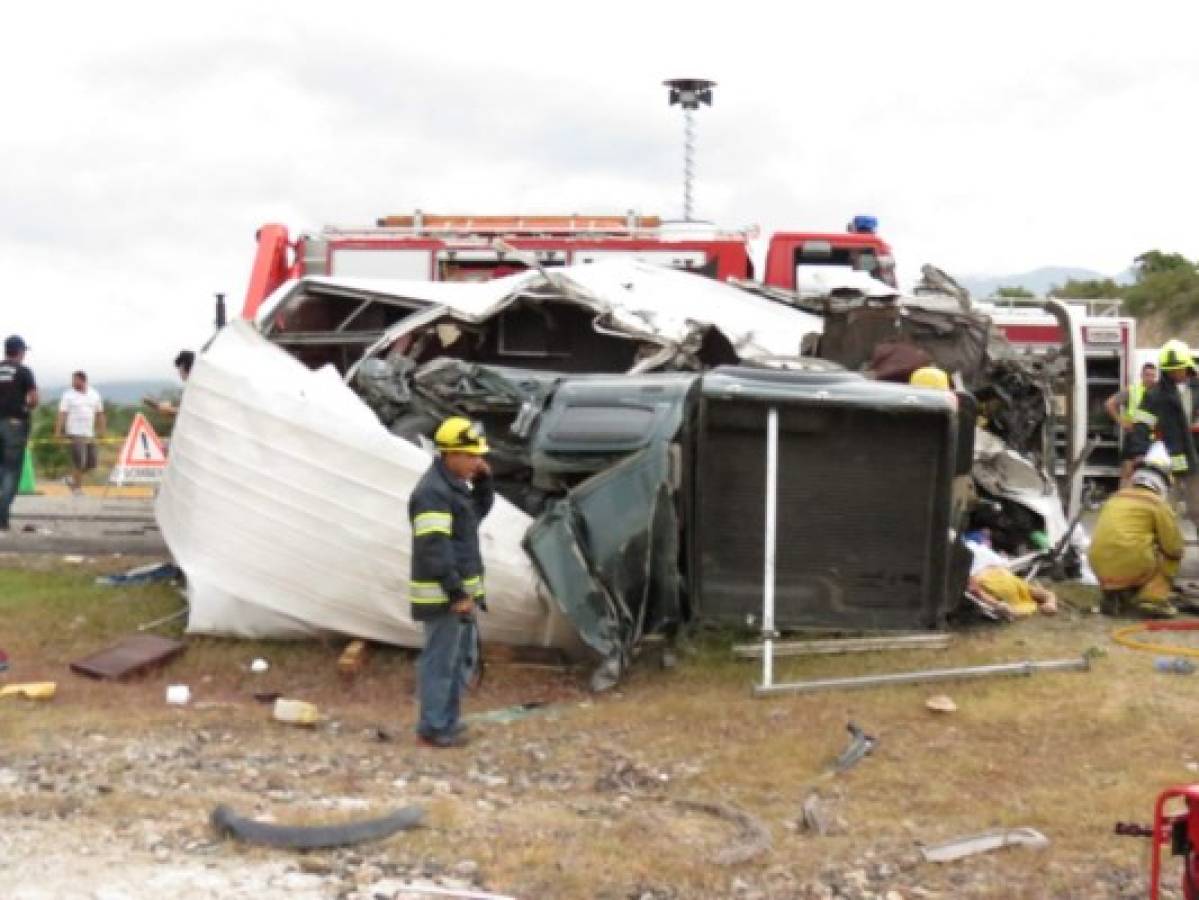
[573,249,708,269]
[329,248,432,280]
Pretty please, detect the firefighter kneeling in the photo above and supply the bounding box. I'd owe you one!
[1089,444,1185,619]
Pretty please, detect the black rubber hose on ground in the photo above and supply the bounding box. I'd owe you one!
[211,804,425,850]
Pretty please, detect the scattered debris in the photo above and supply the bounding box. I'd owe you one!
[754,656,1090,696]
[165,684,191,705]
[0,647,8,673]
[734,633,951,659]
[595,758,670,794]
[832,722,877,773]
[921,827,1050,863]
[672,799,772,866]
[464,701,549,726]
[136,606,188,633]
[210,803,424,850]
[94,562,182,586]
[1114,822,1154,837]
[1154,657,1196,675]
[0,682,56,701]
[925,695,958,713]
[61,555,85,564]
[69,634,186,680]
[253,690,282,704]
[250,657,270,674]
[273,698,319,726]
[369,886,515,900]
[800,793,830,836]
[338,639,368,679]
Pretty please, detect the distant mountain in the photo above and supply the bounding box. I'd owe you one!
[41,380,176,405]
[956,266,1109,298]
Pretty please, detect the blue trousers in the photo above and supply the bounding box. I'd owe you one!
[0,419,29,529]
[417,613,478,737]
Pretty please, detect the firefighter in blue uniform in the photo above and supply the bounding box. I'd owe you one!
[409,417,493,748]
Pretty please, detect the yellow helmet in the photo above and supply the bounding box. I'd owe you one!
[1159,339,1195,372]
[433,417,489,455]
[909,366,951,391]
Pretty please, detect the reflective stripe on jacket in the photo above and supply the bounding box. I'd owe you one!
[407,458,494,622]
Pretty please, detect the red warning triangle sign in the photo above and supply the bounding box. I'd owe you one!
[110,414,168,484]
[117,414,167,466]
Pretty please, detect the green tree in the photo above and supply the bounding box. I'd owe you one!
[995,285,1035,299]
[1133,250,1193,279]
[1124,252,1199,324]
[1049,278,1124,300]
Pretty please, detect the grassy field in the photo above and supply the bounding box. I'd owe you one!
[3,561,1199,897]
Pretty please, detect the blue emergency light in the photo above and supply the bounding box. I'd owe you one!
[849,215,878,234]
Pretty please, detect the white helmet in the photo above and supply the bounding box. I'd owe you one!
[1131,467,1170,496]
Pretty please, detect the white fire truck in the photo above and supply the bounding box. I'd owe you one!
[980,297,1136,493]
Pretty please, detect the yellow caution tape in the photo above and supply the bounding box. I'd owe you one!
[27,437,126,446]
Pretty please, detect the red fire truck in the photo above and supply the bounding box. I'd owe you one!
[241,212,896,319]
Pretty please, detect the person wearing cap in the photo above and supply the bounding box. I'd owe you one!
[408,416,494,749]
[0,336,38,532]
[1089,443,1185,618]
[1132,341,1199,529]
[55,370,105,495]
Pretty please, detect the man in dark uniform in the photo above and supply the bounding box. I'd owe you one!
[1132,340,1199,530]
[409,416,493,749]
[0,336,38,533]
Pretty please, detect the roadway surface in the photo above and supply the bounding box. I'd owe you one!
[0,490,167,557]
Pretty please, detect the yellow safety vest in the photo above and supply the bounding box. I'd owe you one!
[1128,383,1146,417]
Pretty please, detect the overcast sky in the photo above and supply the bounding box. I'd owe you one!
[4,1,1197,388]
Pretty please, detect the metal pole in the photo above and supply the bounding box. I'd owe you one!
[683,106,695,221]
[752,656,1090,697]
[734,633,951,659]
[760,406,779,690]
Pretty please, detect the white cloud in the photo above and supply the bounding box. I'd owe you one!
[3,0,1198,386]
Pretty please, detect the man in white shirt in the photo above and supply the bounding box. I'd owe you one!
[55,371,105,494]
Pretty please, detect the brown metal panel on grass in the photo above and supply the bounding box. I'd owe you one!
[69,634,186,680]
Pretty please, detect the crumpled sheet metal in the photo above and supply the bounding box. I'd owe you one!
[334,260,825,375]
[524,443,681,689]
[155,320,579,651]
[922,827,1049,863]
[972,428,1070,545]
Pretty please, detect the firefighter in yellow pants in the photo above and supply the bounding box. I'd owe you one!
[1089,448,1185,618]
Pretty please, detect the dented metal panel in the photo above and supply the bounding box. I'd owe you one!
[692,367,964,630]
[524,443,681,687]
